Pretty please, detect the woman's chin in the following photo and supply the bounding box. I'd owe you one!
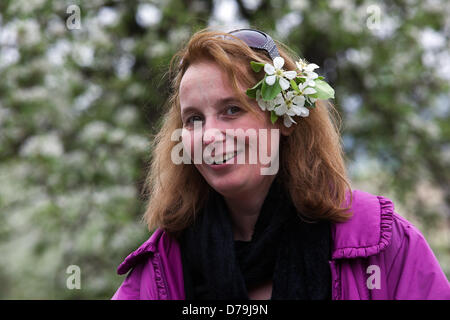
[198,164,266,197]
[208,178,243,196]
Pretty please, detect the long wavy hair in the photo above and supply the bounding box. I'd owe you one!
[142,28,353,237]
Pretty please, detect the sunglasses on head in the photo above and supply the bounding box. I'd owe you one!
[228,28,281,60]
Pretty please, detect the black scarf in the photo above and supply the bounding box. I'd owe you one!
[179,178,332,300]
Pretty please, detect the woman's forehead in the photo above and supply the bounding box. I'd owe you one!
[179,61,244,104]
[181,61,229,86]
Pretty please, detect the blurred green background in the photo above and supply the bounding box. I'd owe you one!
[0,0,448,299]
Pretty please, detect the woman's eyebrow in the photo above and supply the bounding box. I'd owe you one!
[181,96,240,115]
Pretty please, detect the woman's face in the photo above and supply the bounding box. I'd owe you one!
[179,60,283,198]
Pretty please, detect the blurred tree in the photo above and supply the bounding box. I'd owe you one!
[0,0,448,298]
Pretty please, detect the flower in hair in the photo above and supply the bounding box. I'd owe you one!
[275,91,309,127]
[256,90,281,112]
[246,57,335,127]
[264,57,297,90]
[296,59,319,87]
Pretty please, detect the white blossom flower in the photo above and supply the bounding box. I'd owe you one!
[296,58,319,73]
[296,58,319,86]
[275,91,309,118]
[247,56,332,128]
[298,82,317,95]
[256,90,282,111]
[283,114,297,127]
[19,133,64,157]
[264,57,297,90]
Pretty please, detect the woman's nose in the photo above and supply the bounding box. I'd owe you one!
[202,117,225,146]
[202,132,215,145]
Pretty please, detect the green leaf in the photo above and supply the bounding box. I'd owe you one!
[270,111,278,124]
[317,76,325,80]
[306,99,315,108]
[246,79,263,99]
[309,79,335,100]
[261,77,282,101]
[290,79,300,93]
[250,61,265,72]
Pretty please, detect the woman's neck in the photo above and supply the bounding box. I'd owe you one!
[223,176,276,241]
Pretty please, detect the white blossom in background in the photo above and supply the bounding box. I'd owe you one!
[419,27,450,81]
[136,3,162,28]
[0,103,10,126]
[126,135,149,153]
[115,53,135,79]
[329,0,347,10]
[209,0,248,28]
[79,121,110,142]
[120,38,136,52]
[114,106,138,126]
[276,12,303,38]
[370,14,400,39]
[108,128,126,144]
[84,17,111,46]
[72,44,95,67]
[345,47,373,68]
[0,47,20,69]
[92,186,135,206]
[341,94,363,114]
[341,6,363,34]
[419,27,446,50]
[212,0,239,24]
[19,133,64,158]
[408,113,440,139]
[73,84,102,113]
[46,39,72,66]
[241,0,262,10]
[168,27,191,46]
[97,7,119,27]
[14,86,47,102]
[0,21,18,45]
[15,19,41,46]
[289,0,309,10]
[8,0,46,15]
[45,16,66,36]
[147,41,169,58]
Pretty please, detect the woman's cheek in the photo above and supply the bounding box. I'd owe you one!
[181,129,195,162]
[181,128,205,164]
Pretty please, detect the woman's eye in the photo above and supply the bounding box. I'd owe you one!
[225,106,241,115]
[185,115,203,126]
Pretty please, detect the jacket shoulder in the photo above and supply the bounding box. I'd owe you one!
[113,228,184,299]
[116,228,164,275]
[332,189,395,259]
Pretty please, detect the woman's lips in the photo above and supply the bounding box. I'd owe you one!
[205,150,240,169]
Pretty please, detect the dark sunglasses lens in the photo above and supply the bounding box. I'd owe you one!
[229,30,267,49]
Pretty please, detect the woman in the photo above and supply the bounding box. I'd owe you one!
[112,28,450,300]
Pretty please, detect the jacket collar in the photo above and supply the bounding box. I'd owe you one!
[116,228,162,275]
[117,189,395,274]
[331,189,394,259]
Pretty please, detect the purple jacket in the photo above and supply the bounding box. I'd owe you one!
[112,189,450,300]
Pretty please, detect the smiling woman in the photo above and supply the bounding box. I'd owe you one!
[112,28,450,300]
[178,60,282,202]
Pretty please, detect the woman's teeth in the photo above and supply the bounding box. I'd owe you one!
[213,152,237,165]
